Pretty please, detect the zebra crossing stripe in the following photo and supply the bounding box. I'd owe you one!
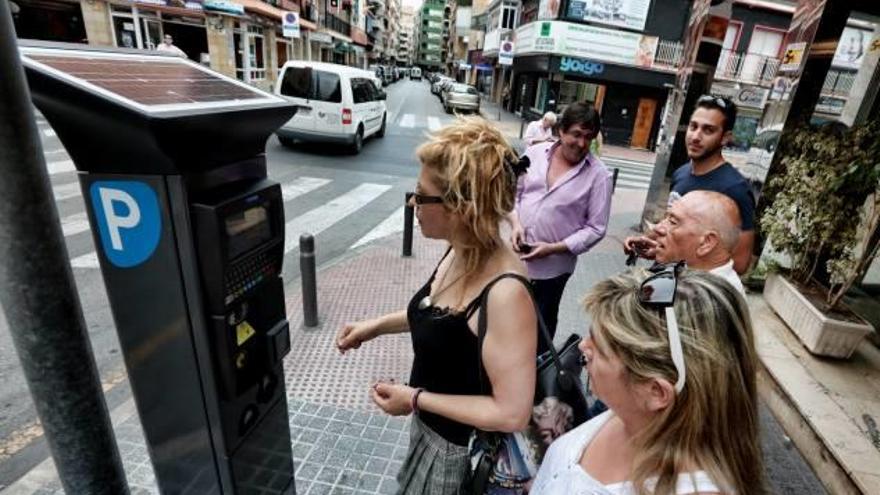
[283,183,392,253]
[399,114,415,128]
[351,206,405,249]
[42,128,56,138]
[61,212,91,237]
[47,159,75,175]
[70,251,99,269]
[53,182,81,201]
[427,117,441,132]
[280,177,331,202]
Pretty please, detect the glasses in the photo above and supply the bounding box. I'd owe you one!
[410,192,444,205]
[697,94,728,109]
[637,261,687,393]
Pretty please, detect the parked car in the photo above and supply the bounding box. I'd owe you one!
[438,79,455,100]
[431,76,450,95]
[443,83,480,114]
[275,61,387,154]
[410,67,422,80]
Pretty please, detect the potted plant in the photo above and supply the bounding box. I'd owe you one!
[759,119,880,358]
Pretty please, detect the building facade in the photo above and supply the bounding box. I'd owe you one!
[397,5,415,65]
[414,0,448,70]
[11,0,378,92]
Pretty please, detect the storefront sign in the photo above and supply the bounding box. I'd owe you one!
[136,0,205,9]
[538,0,561,20]
[516,21,658,69]
[565,0,650,31]
[283,11,300,38]
[499,41,514,66]
[203,0,244,15]
[779,42,807,72]
[816,95,846,115]
[833,26,872,70]
[309,31,333,44]
[733,87,769,109]
[559,57,604,76]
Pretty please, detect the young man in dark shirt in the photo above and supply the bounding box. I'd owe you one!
[669,96,755,273]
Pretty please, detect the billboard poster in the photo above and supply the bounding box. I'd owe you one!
[832,26,872,70]
[565,0,652,31]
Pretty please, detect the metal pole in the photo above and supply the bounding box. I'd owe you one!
[612,168,620,194]
[403,192,414,257]
[0,3,129,494]
[519,119,526,139]
[300,234,318,327]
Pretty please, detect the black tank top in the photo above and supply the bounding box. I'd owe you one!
[407,250,522,446]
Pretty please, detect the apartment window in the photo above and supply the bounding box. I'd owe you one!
[501,1,518,30]
[248,25,267,81]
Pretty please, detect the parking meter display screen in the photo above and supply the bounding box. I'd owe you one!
[225,206,272,259]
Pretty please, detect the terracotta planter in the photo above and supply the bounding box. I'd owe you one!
[763,273,873,358]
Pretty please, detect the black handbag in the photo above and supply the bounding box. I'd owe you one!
[463,274,590,494]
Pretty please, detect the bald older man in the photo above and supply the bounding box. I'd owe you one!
[624,190,744,295]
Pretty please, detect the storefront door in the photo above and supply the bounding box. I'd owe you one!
[631,97,657,149]
[141,18,162,51]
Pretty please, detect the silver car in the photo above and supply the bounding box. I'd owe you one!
[443,84,480,114]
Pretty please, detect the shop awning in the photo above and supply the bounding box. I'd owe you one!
[134,0,209,17]
[333,42,354,54]
[237,0,317,30]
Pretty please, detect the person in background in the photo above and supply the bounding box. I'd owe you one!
[530,269,765,495]
[157,34,186,58]
[669,95,755,274]
[336,118,537,493]
[510,102,613,354]
[624,190,745,295]
[523,112,557,147]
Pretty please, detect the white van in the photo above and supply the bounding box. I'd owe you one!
[275,61,387,154]
[410,67,422,81]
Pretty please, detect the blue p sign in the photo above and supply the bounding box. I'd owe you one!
[89,181,162,268]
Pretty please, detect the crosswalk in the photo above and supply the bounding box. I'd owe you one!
[604,157,655,191]
[394,113,448,132]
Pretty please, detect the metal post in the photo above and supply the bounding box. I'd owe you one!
[612,168,620,194]
[519,119,526,139]
[300,234,318,327]
[0,3,129,494]
[403,192,414,257]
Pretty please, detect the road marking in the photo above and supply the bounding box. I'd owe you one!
[70,251,99,268]
[44,148,67,156]
[399,114,415,128]
[52,182,81,201]
[42,128,56,138]
[427,117,441,132]
[61,212,91,237]
[47,159,75,175]
[283,183,392,253]
[351,206,405,249]
[280,176,331,202]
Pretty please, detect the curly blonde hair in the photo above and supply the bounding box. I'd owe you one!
[416,117,519,277]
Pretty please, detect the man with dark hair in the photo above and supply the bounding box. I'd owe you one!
[509,102,613,353]
[667,95,755,273]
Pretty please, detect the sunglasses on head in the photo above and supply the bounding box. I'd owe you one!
[638,261,687,393]
[697,94,728,109]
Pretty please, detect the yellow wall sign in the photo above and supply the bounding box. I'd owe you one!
[780,42,807,72]
[236,321,256,346]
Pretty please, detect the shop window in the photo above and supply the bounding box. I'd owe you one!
[558,81,599,112]
[532,78,548,113]
[248,25,267,81]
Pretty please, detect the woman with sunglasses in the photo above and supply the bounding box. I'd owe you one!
[336,117,538,493]
[530,267,764,495]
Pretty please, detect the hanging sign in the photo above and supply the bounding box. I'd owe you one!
[283,11,301,39]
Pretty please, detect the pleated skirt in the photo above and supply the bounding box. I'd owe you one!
[396,416,470,495]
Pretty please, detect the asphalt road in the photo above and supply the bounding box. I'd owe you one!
[0,78,450,488]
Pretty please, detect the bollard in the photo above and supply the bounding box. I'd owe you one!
[519,119,526,139]
[612,168,620,194]
[300,234,318,327]
[403,192,414,257]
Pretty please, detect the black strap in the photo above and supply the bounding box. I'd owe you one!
[427,246,454,284]
[475,273,564,394]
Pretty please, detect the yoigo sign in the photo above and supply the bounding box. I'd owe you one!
[559,57,605,76]
[89,181,161,268]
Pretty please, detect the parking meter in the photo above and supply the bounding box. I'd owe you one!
[20,42,298,494]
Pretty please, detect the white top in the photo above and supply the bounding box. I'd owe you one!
[530,411,726,495]
[709,260,745,297]
[157,43,186,57]
[524,120,554,146]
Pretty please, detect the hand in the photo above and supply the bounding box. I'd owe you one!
[520,242,559,261]
[511,224,525,253]
[371,381,416,416]
[336,320,378,354]
[623,236,658,260]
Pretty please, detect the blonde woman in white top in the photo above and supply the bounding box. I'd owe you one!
[531,268,764,495]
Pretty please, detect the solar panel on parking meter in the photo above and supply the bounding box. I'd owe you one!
[21,42,298,494]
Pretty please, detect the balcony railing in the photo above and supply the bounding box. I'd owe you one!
[653,40,683,70]
[324,13,351,36]
[714,49,780,86]
[822,70,856,97]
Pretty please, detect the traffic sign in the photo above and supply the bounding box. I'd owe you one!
[90,181,161,268]
[283,11,301,38]
[500,41,514,66]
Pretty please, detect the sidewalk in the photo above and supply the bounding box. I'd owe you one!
[2,189,830,495]
[478,97,658,165]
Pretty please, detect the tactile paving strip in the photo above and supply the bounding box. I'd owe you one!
[284,234,447,411]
